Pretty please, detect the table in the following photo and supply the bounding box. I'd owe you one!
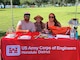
[1,36,80,60]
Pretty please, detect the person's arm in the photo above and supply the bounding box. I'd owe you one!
[42,23,45,29]
[45,22,48,29]
[16,21,29,33]
[31,23,36,32]
[16,25,29,33]
[57,22,61,27]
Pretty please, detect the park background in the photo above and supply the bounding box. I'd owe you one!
[0,0,80,38]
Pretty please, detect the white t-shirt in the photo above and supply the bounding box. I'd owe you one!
[17,20,36,32]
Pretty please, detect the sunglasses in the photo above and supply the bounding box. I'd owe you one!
[25,15,30,17]
[49,16,54,18]
[24,15,30,18]
[24,14,30,16]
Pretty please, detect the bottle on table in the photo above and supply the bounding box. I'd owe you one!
[70,28,75,39]
[75,30,78,39]
[70,27,78,40]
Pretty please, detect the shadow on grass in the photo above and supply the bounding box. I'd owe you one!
[0,31,6,38]
[0,9,6,11]
[67,12,80,15]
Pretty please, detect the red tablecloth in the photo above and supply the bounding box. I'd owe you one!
[1,32,80,60]
[1,36,80,60]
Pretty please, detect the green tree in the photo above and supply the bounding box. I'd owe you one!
[13,0,20,5]
[20,0,36,5]
[35,0,42,7]
[20,0,27,5]
[0,0,3,3]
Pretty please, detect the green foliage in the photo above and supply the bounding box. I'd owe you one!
[20,0,27,5]
[1,0,79,6]
[20,0,36,5]
[13,0,20,5]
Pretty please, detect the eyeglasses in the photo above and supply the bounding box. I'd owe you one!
[49,16,54,18]
[24,14,30,16]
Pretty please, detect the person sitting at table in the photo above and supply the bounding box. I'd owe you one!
[34,15,45,32]
[45,13,61,33]
[16,12,36,33]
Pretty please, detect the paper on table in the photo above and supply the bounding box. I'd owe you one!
[56,34,70,38]
[5,34,16,38]
[18,35,31,40]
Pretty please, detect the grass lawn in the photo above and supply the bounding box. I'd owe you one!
[0,6,80,38]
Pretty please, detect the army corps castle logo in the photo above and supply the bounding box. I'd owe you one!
[6,45,20,56]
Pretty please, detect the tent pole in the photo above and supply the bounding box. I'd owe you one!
[10,0,14,28]
[75,0,78,18]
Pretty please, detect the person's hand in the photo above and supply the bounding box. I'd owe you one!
[22,30,29,34]
[43,28,49,34]
[25,30,29,33]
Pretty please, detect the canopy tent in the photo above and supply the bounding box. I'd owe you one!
[75,0,79,18]
[9,0,15,32]
[10,0,14,28]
